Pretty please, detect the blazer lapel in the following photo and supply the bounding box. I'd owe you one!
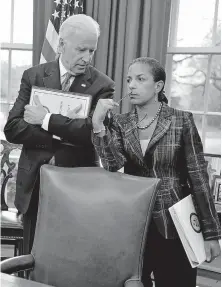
[69,67,91,94]
[43,60,61,90]
[120,104,173,166]
[124,112,144,165]
[146,103,173,151]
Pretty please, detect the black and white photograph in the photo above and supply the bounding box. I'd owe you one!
[0,0,221,287]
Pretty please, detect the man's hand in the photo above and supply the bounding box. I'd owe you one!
[24,95,47,125]
[204,240,221,263]
[66,104,82,119]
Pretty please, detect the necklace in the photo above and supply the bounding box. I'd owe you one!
[136,103,162,130]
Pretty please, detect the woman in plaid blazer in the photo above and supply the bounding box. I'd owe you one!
[92,57,220,287]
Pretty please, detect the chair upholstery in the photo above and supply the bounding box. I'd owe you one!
[1,165,160,287]
[30,165,160,287]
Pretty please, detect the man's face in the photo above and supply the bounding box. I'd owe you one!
[59,30,98,75]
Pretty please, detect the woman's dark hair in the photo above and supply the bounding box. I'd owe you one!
[128,57,168,104]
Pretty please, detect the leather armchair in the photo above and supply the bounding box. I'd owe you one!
[1,165,160,287]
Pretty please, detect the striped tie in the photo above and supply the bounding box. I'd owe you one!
[62,73,73,91]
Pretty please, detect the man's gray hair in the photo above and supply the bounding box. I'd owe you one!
[59,14,100,40]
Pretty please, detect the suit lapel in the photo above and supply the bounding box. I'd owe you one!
[146,103,173,151]
[69,66,91,94]
[43,60,61,90]
[43,61,92,93]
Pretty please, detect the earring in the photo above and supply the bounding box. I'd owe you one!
[154,92,158,102]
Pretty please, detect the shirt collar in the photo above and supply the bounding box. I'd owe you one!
[59,57,68,78]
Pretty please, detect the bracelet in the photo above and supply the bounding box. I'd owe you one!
[93,126,106,134]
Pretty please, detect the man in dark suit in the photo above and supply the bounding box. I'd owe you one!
[4,14,115,254]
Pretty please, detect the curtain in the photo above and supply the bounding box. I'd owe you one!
[33,0,54,66]
[86,0,171,113]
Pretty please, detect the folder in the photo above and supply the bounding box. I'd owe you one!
[169,195,206,267]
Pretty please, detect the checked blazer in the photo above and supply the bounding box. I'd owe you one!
[93,103,221,240]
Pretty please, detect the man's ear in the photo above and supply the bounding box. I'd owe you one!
[57,38,65,54]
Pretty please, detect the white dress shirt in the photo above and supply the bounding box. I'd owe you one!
[41,58,75,138]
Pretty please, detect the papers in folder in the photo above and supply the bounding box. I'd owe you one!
[30,86,92,118]
[169,195,206,268]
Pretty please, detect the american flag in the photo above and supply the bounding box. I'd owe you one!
[40,0,84,64]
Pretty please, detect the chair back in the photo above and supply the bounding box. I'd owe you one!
[30,165,160,287]
[1,139,22,210]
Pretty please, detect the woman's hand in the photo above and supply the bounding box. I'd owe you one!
[92,99,119,128]
[204,240,221,263]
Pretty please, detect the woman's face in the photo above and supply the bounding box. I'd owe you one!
[127,63,160,106]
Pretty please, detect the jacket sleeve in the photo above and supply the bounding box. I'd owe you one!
[92,115,126,171]
[183,112,221,240]
[4,70,53,149]
[47,82,115,146]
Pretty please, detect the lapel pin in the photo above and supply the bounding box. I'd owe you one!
[81,84,86,87]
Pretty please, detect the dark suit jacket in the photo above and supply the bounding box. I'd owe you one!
[4,60,115,214]
[93,103,221,240]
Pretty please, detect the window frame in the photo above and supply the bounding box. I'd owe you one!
[165,0,221,153]
[0,0,33,106]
